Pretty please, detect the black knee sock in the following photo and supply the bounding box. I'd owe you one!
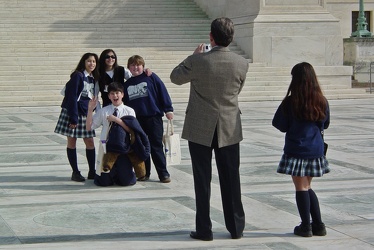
[296,191,311,226]
[86,148,96,172]
[308,189,322,224]
[67,148,79,173]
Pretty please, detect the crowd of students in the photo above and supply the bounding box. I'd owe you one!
[54,50,174,185]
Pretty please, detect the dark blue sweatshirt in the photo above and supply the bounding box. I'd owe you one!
[272,97,330,159]
[123,72,173,117]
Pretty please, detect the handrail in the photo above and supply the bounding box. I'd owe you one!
[370,62,374,93]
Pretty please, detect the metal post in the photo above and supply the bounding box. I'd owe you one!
[370,62,374,93]
[351,0,372,38]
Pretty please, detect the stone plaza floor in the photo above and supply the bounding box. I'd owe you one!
[0,98,373,249]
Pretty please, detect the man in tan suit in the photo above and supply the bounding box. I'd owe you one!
[170,17,249,241]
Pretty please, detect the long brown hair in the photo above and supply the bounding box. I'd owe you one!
[72,52,99,80]
[283,62,327,121]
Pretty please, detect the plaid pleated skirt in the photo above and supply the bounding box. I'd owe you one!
[54,108,95,138]
[277,154,330,177]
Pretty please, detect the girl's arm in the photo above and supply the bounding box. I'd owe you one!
[86,97,97,131]
[272,102,289,132]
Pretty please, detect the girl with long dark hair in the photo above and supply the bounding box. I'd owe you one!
[272,62,330,237]
[55,52,99,182]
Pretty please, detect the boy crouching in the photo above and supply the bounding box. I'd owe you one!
[86,82,149,186]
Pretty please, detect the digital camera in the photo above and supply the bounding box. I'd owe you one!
[203,43,211,53]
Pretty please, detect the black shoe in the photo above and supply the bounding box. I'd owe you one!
[231,233,243,239]
[160,176,171,183]
[87,171,95,179]
[294,224,312,237]
[190,231,213,241]
[71,171,85,182]
[312,222,327,236]
[137,175,149,181]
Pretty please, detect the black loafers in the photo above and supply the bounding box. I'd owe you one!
[87,171,95,179]
[190,231,213,241]
[71,171,85,182]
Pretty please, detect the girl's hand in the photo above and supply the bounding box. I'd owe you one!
[88,96,97,111]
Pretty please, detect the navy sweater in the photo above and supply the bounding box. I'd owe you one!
[124,72,173,117]
[272,98,330,159]
[121,115,150,161]
[61,71,96,124]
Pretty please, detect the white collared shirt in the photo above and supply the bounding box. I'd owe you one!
[91,103,136,141]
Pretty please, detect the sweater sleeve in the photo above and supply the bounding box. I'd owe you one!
[272,102,289,133]
[170,56,193,85]
[152,73,174,113]
[65,72,82,124]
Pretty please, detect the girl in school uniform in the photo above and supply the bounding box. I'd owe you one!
[55,52,99,182]
[272,62,330,237]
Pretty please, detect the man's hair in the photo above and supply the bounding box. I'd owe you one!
[211,17,234,47]
[127,55,145,68]
[107,82,124,94]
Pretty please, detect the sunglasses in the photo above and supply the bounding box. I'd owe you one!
[105,55,116,59]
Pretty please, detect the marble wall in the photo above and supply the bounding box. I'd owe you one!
[344,37,374,82]
[193,0,372,68]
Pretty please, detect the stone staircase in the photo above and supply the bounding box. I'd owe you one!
[242,64,370,102]
[0,0,370,107]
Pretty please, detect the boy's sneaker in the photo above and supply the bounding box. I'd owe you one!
[294,224,312,237]
[312,222,327,236]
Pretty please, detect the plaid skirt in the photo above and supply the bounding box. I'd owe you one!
[277,154,330,177]
[54,108,95,138]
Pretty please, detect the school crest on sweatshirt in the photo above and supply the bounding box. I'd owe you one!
[127,82,148,101]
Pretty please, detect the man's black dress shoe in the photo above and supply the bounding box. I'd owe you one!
[190,231,213,241]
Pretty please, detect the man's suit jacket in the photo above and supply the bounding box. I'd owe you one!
[170,46,249,148]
